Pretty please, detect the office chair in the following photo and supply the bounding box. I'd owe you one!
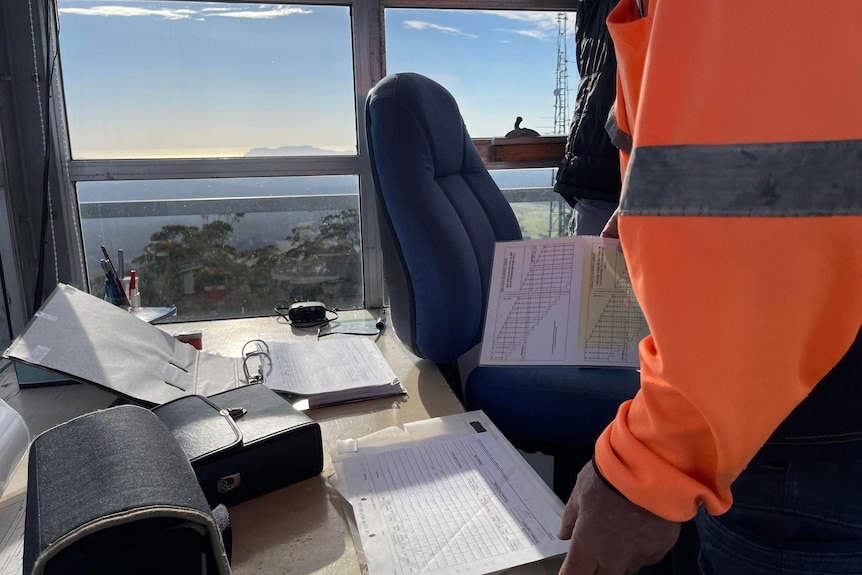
[365,72,640,488]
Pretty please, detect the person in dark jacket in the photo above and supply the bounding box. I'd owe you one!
[554,0,621,236]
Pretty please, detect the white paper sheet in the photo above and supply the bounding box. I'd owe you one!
[479,236,648,367]
[0,398,30,575]
[0,497,24,575]
[336,414,568,575]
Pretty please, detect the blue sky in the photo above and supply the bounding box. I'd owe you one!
[57,1,577,159]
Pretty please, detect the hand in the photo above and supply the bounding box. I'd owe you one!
[558,463,681,575]
[600,208,620,239]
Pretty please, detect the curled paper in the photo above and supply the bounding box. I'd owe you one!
[0,398,30,497]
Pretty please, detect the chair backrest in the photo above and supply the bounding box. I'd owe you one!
[366,73,522,364]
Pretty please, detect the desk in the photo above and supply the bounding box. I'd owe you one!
[2,312,562,574]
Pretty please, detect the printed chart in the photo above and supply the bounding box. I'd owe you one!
[486,242,575,362]
[578,242,649,366]
[480,236,648,367]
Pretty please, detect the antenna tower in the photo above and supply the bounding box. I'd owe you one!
[549,12,569,237]
[553,12,569,135]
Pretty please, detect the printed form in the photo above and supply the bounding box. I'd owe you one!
[479,236,649,368]
[336,415,568,575]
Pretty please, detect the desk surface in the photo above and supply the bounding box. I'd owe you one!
[3,312,562,574]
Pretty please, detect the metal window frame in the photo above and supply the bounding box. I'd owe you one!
[51,0,570,314]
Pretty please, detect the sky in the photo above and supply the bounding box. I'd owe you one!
[56,1,578,159]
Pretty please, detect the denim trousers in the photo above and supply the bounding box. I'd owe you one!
[695,459,862,574]
[567,198,618,236]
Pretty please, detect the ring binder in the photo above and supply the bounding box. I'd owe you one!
[241,339,271,384]
[239,337,406,408]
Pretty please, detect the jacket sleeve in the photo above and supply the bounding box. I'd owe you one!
[596,217,862,521]
[594,0,862,522]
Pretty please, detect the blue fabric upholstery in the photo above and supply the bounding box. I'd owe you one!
[367,72,521,362]
[366,73,640,453]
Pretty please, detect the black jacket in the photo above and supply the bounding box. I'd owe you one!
[554,0,621,207]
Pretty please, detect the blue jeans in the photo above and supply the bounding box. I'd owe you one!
[696,459,862,574]
[567,199,618,236]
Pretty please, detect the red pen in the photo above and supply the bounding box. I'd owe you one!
[128,270,141,307]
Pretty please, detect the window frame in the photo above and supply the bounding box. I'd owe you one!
[52,0,572,315]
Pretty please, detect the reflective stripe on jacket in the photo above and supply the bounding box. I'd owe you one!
[594,0,862,522]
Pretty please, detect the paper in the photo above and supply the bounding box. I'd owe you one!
[3,284,246,405]
[129,305,177,323]
[253,337,406,408]
[335,413,568,575]
[480,236,648,367]
[0,497,24,575]
[0,398,30,575]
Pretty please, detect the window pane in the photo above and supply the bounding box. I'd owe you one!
[385,9,575,138]
[386,9,575,237]
[490,168,569,239]
[78,176,363,320]
[58,1,357,159]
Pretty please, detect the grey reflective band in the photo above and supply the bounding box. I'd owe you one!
[605,109,633,154]
[621,140,862,216]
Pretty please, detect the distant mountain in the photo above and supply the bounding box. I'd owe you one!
[244,145,346,157]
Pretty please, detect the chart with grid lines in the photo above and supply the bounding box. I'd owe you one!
[480,236,648,367]
[487,243,574,362]
[579,243,649,365]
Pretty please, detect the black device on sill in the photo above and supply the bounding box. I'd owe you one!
[286,301,328,325]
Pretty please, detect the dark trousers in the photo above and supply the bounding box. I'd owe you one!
[696,459,862,574]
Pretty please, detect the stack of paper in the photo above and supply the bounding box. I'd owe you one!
[249,337,406,408]
[331,411,568,575]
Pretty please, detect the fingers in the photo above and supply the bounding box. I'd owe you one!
[558,489,580,539]
[558,541,598,575]
[600,208,620,239]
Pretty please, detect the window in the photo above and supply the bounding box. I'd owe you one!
[50,0,575,321]
[58,2,356,159]
[77,176,362,319]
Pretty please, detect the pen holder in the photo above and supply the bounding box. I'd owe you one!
[103,278,124,307]
[23,406,232,575]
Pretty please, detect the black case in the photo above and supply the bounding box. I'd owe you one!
[24,406,232,575]
[153,383,324,506]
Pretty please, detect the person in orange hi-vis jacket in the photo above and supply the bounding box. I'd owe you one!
[557,1,862,574]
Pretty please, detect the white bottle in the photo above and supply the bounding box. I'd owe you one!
[128,269,142,308]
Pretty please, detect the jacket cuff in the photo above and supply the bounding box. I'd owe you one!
[591,454,624,497]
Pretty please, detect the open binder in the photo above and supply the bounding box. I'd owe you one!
[242,338,406,408]
[3,284,247,406]
[4,284,406,410]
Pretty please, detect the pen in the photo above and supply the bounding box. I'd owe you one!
[100,245,130,306]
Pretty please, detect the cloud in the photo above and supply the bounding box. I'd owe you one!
[58,6,193,20]
[403,20,477,39]
[209,6,312,19]
[58,4,312,21]
[483,10,565,42]
[499,27,552,41]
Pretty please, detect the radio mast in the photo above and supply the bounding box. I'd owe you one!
[553,13,570,136]
[550,12,570,237]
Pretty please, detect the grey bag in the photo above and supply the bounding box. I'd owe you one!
[23,405,232,575]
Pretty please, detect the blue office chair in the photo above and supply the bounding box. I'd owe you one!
[365,72,640,466]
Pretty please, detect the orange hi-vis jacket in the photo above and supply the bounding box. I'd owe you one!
[595,0,862,522]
